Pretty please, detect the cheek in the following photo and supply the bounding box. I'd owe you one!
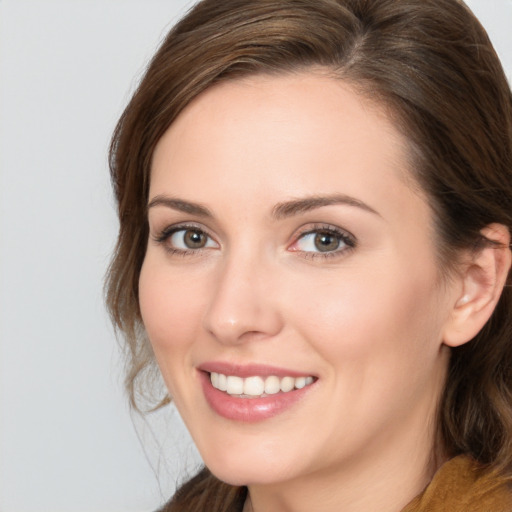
[138,258,206,380]
[285,263,448,447]
[288,262,445,377]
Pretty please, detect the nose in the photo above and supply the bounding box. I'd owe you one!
[202,251,284,345]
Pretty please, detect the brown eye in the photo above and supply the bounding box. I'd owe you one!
[183,229,207,248]
[290,226,355,257]
[314,232,341,252]
[167,228,218,251]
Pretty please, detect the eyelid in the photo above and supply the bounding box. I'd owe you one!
[152,222,219,253]
[288,223,357,258]
[152,221,201,240]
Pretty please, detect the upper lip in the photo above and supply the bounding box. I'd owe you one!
[198,361,315,378]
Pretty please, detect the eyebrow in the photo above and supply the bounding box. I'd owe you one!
[272,194,380,219]
[147,195,213,218]
[146,193,379,219]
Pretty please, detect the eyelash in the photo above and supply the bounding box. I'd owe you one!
[291,223,357,260]
[152,223,357,260]
[152,224,217,257]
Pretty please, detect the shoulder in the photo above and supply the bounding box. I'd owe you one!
[402,456,512,512]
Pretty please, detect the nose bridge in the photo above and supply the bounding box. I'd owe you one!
[202,244,282,345]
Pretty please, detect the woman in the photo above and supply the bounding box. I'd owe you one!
[106,0,512,510]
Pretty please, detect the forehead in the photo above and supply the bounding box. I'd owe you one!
[150,72,428,229]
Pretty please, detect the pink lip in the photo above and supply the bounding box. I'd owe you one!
[197,363,317,423]
[198,361,313,378]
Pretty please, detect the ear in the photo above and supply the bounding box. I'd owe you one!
[443,223,511,348]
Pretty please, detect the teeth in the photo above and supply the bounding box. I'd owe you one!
[295,376,306,389]
[226,375,244,395]
[264,375,281,395]
[218,373,227,391]
[280,376,295,392]
[210,372,315,397]
[244,376,265,396]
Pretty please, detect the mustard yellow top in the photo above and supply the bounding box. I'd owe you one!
[402,456,512,512]
[161,455,512,511]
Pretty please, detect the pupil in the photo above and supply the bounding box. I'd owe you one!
[314,232,339,252]
[185,230,206,248]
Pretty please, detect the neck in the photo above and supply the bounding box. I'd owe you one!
[245,418,445,512]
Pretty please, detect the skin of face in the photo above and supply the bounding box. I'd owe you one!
[139,72,464,511]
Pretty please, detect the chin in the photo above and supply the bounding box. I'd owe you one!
[199,441,298,487]
[208,462,290,487]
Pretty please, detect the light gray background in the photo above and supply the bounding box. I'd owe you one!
[1,1,511,511]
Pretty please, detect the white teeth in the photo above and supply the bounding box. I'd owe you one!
[295,376,306,389]
[210,372,315,397]
[264,375,281,395]
[244,376,265,396]
[280,376,295,392]
[226,375,244,395]
[218,373,227,391]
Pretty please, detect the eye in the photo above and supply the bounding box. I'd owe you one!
[289,226,356,256]
[298,231,343,252]
[154,225,218,253]
[170,228,216,250]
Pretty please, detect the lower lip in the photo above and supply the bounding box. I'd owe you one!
[199,371,315,423]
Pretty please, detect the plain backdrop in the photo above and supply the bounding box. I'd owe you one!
[0,1,511,511]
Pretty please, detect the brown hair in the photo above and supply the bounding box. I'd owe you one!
[106,0,512,509]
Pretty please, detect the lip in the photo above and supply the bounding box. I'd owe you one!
[198,362,317,423]
[198,361,314,379]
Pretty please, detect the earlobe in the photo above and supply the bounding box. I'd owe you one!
[443,223,511,348]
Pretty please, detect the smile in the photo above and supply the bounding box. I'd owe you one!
[199,365,318,422]
[210,372,315,397]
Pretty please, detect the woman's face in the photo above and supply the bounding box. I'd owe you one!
[139,73,459,487]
